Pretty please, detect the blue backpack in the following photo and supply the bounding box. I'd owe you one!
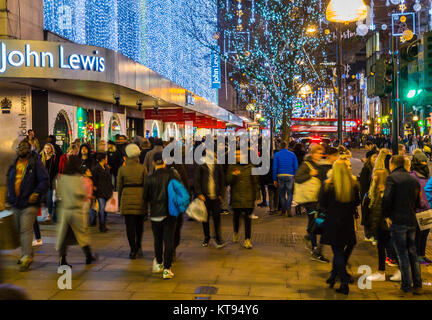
[167,172,190,217]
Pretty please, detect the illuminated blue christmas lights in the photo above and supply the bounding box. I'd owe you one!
[43,0,217,104]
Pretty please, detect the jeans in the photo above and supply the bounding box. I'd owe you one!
[97,198,107,228]
[390,224,422,292]
[14,206,38,258]
[124,215,145,252]
[202,198,223,243]
[33,220,41,240]
[330,245,354,284]
[415,225,430,257]
[233,208,253,239]
[151,216,177,269]
[305,205,320,252]
[277,176,294,213]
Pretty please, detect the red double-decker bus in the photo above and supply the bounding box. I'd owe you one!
[291,118,362,139]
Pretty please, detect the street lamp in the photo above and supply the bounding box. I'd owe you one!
[326,0,367,143]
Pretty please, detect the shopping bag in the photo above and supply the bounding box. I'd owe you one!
[104,192,119,213]
[185,198,208,222]
[293,162,322,204]
[416,209,432,231]
[0,210,20,250]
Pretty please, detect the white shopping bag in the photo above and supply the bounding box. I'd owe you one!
[416,209,432,231]
[185,198,208,222]
[104,192,119,213]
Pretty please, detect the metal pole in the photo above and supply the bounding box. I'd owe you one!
[391,35,399,154]
[337,25,343,143]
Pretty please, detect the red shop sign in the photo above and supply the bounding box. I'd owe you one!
[144,109,183,122]
[176,112,196,124]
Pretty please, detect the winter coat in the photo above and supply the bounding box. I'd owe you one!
[143,145,164,175]
[272,148,298,181]
[226,164,260,209]
[359,163,373,197]
[7,154,49,209]
[117,157,148,215]
[382,167,421,227]
[55,174,92,251]
[43,156,58,190]
[143,167,181,219]
[369,192,388,237]
[319,182,361,247]
[91,163,113,200]
[108,150,123,178]
[194,163,225,198]
[410,171,431,213]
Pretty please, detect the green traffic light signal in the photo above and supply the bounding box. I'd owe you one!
[407,89,416,98]
[419,120,424,126]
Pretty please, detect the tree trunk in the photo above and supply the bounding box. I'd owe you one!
[282,107,291,143]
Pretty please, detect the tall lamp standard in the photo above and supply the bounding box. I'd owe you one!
[326,0,367,143]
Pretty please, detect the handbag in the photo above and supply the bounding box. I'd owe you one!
[416,209,432,231]
[293,162,322,204]
[185,198,208,222]
[104,192,119,213]
[0,210,20,250]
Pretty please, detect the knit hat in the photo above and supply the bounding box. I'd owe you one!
[125,143,141,158]
[413,151,428,163]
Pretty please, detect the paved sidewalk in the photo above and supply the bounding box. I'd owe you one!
[2,207,432,300]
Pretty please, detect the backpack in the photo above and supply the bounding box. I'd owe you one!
[167,169,190,217]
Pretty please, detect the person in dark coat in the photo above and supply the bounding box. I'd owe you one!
[319,159,361,295]
[359,150,378,239]
[194,150,227,248]
[91,152,113,233]
[78,143,95,176]
[107,141,123,189]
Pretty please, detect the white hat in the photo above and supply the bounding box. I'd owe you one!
[125,143,140,158]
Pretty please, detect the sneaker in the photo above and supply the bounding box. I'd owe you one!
[216,241,227,249]
[152,258,163,273]
[372,240,377,246]
[364,236,374,242]
[244,239,253,249]
[250,214,259,219]
[257,202,267,207]
[386,257,398,267]
[390,270,401,282]
[233,233,239,243]
[32,239,43,247]
[268,210,278,215]
[310,253,329,263]
[163,269,174,279]
[367,272,386,282]
[201,240,210,247]
[19,256,33,272]
[221,210,230,215]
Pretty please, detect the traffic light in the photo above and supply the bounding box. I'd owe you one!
[400,37,421,103]
[373,58,392,97]
[420,31,432,90]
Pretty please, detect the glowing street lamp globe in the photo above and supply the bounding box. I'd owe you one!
[326,0,368,23]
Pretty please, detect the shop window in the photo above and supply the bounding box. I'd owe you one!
[77,107,103,150]
[53,110,71,154]
[109,115,122,141]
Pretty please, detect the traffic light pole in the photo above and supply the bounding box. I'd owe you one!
[337,26,343,143]
[391,35,399,155]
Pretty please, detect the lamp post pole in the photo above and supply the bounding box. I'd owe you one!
[391,34,399,155]
[337,25,343,143]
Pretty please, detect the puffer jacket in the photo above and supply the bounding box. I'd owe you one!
[117,157,148,215]
[226,164,259,209]
[168,179,190,216]
[410,171,431,213]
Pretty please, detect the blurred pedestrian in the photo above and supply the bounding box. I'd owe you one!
[319,159,361,295]
[40,143,58,223]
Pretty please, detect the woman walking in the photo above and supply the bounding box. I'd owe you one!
[117,144,148,259]
[40,143,58,222]
[319,159,361,295]
[226,150,260,249]
[56,156,97,267]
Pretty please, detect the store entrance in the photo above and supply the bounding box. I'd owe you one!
[53,111,71,154]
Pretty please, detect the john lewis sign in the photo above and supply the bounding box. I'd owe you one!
[0,42,105,73]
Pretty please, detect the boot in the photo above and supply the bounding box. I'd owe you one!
[59,255,72,268]
[335,283,349,295]
[82,246,97,265]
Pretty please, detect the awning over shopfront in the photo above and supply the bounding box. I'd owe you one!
[0,39,243,126]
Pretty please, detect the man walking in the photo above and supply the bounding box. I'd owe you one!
[143,138,164,175]
[194,150,227,248]
[6,140,49,271]
[383,155,422,295]
[273,141,299,216]
[143,152,181,279]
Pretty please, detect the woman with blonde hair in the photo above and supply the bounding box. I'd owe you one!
[367,169,391,282]
[40,143,57,222]
[319,160,361,295]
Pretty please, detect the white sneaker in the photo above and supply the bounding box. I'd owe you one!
[251,214,259,219]
[364,236,375,242]
[390,269,402,282]
[32,239,43,247]
[372,240,377,246]
[163,269,174,279]
[152,258,163,273]
[367,272,386,282]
